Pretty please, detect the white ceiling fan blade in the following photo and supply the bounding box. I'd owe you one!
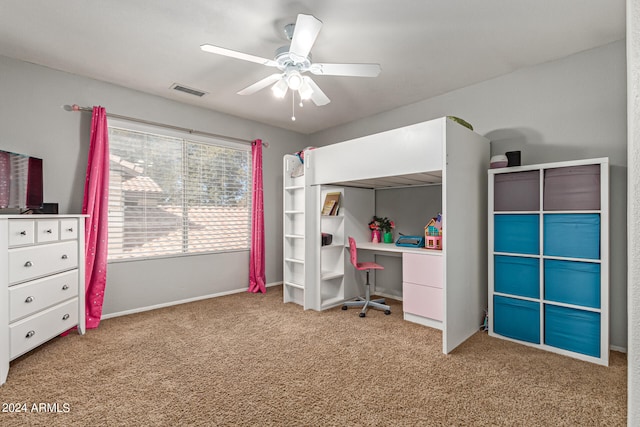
[303,76,330,106]
[289,14,322,59]
[237,73,283,95]
[310,63,381,77]
[200,44,277,67]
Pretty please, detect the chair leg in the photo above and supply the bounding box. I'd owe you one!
[342,270,391,316]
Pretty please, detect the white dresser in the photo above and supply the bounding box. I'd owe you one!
[0,215,86,385]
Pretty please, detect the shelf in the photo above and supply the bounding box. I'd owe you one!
[321,296,344,310]
[493,251,540,259]
[493,292,539,304]
[285,234,304,239]
[494,210,602,215]
[284,257,304,264]
[541,255,601,263]
[494,211,541,215]
[321,243,343,250]
[542,299,601,313]
[284,210,304,215]
[284,281,304,290]
[285,185,304,191]
[321,271,344,280]
[491,252,604,264]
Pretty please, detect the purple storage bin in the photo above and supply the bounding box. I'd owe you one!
[544,164,600,211]
[494,170,540,211]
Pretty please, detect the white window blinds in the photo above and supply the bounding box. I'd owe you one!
[107,125,251,261]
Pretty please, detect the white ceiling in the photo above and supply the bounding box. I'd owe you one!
[0,1,626,134]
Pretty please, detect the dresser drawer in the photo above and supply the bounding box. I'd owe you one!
[59,218,79,240]
[10,298,78,359]
[402,282,443,321]
[402,253,443,288]
[36,219,60,243]
[8,241,78,284]
[9,270,79,322]
[8,220,35,247]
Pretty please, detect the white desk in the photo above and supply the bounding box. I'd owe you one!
[354,241,444,330]
[354,241,443,256]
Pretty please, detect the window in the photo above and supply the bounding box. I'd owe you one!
[107,123,251,261]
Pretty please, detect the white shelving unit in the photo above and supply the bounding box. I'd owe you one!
[283,155,306,306]
[488,158,609,365]
[299,184,375,311]
[318,187,345,310]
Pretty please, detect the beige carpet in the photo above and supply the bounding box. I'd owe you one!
[0,285,626,426]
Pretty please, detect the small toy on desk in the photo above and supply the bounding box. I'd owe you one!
[424,214,443,250]
[396,235,425,248]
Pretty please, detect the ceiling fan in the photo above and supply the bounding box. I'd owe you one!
[200,14,381,108]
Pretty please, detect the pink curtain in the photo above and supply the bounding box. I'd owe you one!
[82,106,110,328]
[248,139,266,293]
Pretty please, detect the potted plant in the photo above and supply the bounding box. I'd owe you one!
[368,216,395,243]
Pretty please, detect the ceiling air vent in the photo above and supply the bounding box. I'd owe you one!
[171,83,207,97]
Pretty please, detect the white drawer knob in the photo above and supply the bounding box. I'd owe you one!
[61,254,68,260]
[25,296,34,303]
[20,230,27,236]
[24,261,33,267]
[62,314,70,321]
[25,330,35,338]
[62,284,69,291]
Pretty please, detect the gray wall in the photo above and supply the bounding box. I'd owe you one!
[0,55,307,316]
[627,0,639,421]
[309,40,628,350]
[0,39,628,349]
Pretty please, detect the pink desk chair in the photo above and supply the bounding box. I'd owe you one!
[342,237,391,317]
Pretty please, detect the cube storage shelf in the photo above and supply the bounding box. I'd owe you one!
[488,158,609,365]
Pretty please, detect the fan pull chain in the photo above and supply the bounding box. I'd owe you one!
[291,91,296,121]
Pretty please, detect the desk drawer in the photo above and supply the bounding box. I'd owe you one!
[10,298,78,359]
[8,241,78,284]
[9,270,79,321]
[36,220,60,243]
[60,218,79,240]
[403,282,443,321]
[402,253,443,288]
[8,220,35,247]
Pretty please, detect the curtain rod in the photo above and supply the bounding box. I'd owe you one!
[64,104,268,147]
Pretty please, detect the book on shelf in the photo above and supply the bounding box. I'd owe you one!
[321,192,341,216]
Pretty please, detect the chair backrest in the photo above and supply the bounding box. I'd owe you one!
[348,237,358,268]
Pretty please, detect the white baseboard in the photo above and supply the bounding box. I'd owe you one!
[610,345,627,353]
[101,281,283,320]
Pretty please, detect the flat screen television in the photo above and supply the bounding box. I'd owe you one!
[0,149,44,213]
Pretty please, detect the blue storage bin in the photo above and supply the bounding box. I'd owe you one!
[495,255,539,298]
[494,214,539,255]
[544,214,600,259]
[544,305,600,358]
[544,260,600,308]
[493,295,540,343]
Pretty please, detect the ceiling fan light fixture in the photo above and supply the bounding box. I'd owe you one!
[298,78,313,100]
[286,70,303,90]
[271,78,288,98]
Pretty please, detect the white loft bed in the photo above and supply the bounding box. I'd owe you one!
[303,117,490,354]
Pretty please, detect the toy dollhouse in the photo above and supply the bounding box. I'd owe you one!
[424,214,443,250]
